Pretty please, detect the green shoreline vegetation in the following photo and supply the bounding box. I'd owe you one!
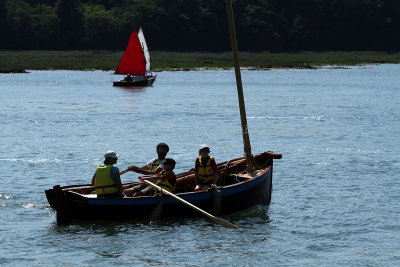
[1,50,400,73]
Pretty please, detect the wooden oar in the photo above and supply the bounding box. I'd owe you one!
[120,169,129,175]
[142,180,239,229]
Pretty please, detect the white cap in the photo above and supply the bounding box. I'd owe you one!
[199,144,210,150]
[104,150,119,159]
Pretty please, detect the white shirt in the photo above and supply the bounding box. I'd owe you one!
[145,158,164,170]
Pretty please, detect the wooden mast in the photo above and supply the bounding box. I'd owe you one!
[225,0,254,172]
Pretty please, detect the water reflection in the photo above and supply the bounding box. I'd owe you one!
[48,219,178,236]
[97,250,123,258]
[115,86,147,93]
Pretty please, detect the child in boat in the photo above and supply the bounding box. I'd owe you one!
[91,150,123,198]
[124,158,176,197]
[194,144,218,191]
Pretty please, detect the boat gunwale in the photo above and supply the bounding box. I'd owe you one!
[66,166,271,207]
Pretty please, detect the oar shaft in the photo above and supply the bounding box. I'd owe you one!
[120,169,129,175]
[142,180,239,229]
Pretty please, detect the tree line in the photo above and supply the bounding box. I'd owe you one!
[0,0,399,51]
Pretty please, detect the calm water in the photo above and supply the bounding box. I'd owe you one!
[1,65,399,266]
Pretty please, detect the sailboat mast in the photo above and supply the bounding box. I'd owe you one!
[225,0,254,172]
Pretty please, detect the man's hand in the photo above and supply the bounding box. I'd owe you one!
[128,165,139,172]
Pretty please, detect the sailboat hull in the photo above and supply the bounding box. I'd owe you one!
[113,75,156,87]
[47,166,272,221]
[45,151,282,223]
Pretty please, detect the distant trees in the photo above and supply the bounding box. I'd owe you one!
[1,0,58,49]
[56,0,84,49]
[273,0,400,51]
[0,0,399,51]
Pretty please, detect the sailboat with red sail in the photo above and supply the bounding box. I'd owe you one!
[113,27,156,86]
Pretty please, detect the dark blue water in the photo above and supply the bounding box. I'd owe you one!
[1,66,399,266]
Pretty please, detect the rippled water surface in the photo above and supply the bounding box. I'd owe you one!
[1,66,399,266]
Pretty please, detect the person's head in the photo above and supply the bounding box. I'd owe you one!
[199,144,210,157]
[162,158,176,171]
[156,143,169,159]
[104,150,118,165]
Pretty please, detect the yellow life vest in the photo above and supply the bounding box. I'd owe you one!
[148,159,163,172]
[156,170,176,193]
[94,165,119,195]
[198,156,215,183]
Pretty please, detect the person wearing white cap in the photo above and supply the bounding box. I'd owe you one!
[194,144,218,191]
[91,150,123,198]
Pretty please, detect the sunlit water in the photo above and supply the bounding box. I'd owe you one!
[1,65,399,266]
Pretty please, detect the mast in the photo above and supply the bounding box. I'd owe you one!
[225,0,254,172]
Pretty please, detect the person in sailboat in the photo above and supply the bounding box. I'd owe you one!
[123,143,170,196]
[127,142,169,175]
[91,150,124,198]
[125,158,177,197]
[124,74,133,81]
[194,144,219,191]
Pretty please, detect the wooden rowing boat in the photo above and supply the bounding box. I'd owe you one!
[45,151,281,222]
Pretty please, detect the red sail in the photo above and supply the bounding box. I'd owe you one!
[114,28,146,76]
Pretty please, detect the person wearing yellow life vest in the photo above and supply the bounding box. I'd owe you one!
[126,158,176,197]
[127,142,169,175]
[123,143,170,197]
[91,150,123,198]
[194,144,218,191]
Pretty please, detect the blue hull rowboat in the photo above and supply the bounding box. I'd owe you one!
[45,151,281,222]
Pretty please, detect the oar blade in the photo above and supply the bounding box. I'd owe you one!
[212,216,240,229]
[149,194,164,220]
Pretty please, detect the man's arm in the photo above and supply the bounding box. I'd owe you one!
[212,173,218,185]
[211,158,218,185]
[194,158,200,185]
[91,173,96,186]
[115,172,123,192]
[128,162,158,175]
[139,174,159,182]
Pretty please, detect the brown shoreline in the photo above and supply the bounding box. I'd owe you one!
[1,50,399,73]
